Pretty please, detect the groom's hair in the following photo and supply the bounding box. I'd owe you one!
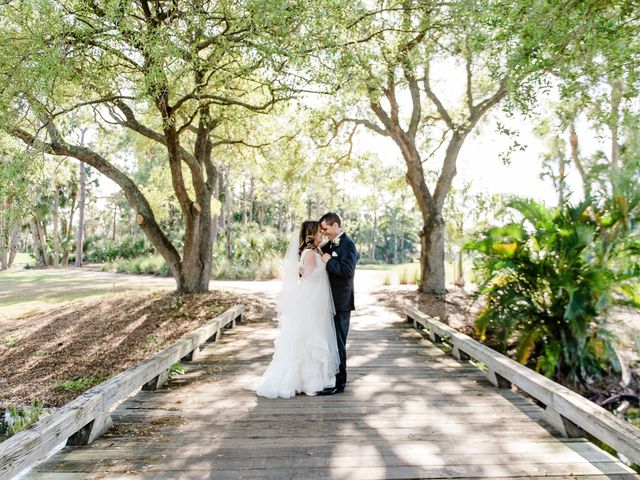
[319,212,341,226]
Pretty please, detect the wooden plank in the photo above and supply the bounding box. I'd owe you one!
[24,473,640,480]
[59,439,606,460]
[35,451,633,474]
[26,461,639,479]
[45,444,624,466]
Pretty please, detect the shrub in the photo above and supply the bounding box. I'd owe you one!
[54,374,108,393]
[1,398,46,437]
[85,235,154,263]
[212,255,281,280]
[466,198,623,388]
[212,225,288,280]
[103,255,171,276]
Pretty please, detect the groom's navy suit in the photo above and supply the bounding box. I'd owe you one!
[322,233,359,389]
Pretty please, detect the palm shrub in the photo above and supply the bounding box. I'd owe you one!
[467,198,624,389]
[85,235,154,263]
[212,224,288,280]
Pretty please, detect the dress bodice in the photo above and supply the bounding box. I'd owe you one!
[300,249,326,278]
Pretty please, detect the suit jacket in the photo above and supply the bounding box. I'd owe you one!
[321,233,359,311]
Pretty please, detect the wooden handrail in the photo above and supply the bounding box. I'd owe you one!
[0,304,244,480]
[405,306,640,466]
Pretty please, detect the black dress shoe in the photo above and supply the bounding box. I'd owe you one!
[316,385,346,396]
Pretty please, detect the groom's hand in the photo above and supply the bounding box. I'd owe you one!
[321,253,331,264]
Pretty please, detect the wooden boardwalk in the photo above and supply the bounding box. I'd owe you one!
[25,290,639,479]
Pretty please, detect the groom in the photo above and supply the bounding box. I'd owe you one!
[318,212,359,395]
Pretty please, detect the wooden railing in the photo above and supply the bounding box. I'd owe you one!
[0,304,244,480]
[405,306,640,466]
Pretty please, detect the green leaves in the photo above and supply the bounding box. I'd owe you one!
[467,197,629,389]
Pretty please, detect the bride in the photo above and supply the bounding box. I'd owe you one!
[246,220,339,398]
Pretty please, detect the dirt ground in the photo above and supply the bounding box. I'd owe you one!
[0,290,275,407]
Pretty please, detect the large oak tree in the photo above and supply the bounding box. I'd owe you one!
[317,0,624,294]
[0,0,307,292]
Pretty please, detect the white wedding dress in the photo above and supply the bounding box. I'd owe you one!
[246,248,340,398]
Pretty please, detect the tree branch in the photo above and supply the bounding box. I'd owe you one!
[404,63,421,139]
[181,93,285,113]
[424,60,454,130]
[112,100,201,174]
[469,77,508,129]
[464,39,474,115]
[11,125,182,271]
[370,99,394,133]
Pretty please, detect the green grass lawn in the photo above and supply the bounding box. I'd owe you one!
[0,269,174,320]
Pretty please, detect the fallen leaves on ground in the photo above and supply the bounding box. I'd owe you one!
[0,290,275,407]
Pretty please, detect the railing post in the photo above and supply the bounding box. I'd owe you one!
[452,346,470,361]
[542,408,585,438]
[487,370,512,389]
[208,326,221,343]
[66,411,113,446]
[142,369,169,391]
[181,348,198,362]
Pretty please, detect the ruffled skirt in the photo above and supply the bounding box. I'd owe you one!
[246,272,339,398]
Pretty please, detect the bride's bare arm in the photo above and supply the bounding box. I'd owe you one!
[301,249,317,277]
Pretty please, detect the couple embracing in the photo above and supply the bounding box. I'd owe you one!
[247,212,359,398]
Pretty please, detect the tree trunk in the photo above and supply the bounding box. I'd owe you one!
[175,189,213,294]
[258,204,264,227]
[241,181,247,224]
[393,233,398,264]
[37,219,52,265]
[370,212,377,261]
[112,200,117,241]
[211,174,219,245]
[248,177,255,223]
[62,193,77,265]
[30,217,47,267]
[289,211,296,232]
[454,220,465,287]
[133,219,139,241]
[217,171,225,238]
[8,227,19,268]
[420,213,446,294]
[0,228,7,270]
[569,125,589,197]
[455,251,465,287]
[75,161,86,267]
[278,203,284,232]
[225,180,232,260]
[51,186,62,266]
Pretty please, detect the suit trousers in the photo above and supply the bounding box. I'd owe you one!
[334,310,351,388]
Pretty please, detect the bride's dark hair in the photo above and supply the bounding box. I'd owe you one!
[298,220,320,257]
